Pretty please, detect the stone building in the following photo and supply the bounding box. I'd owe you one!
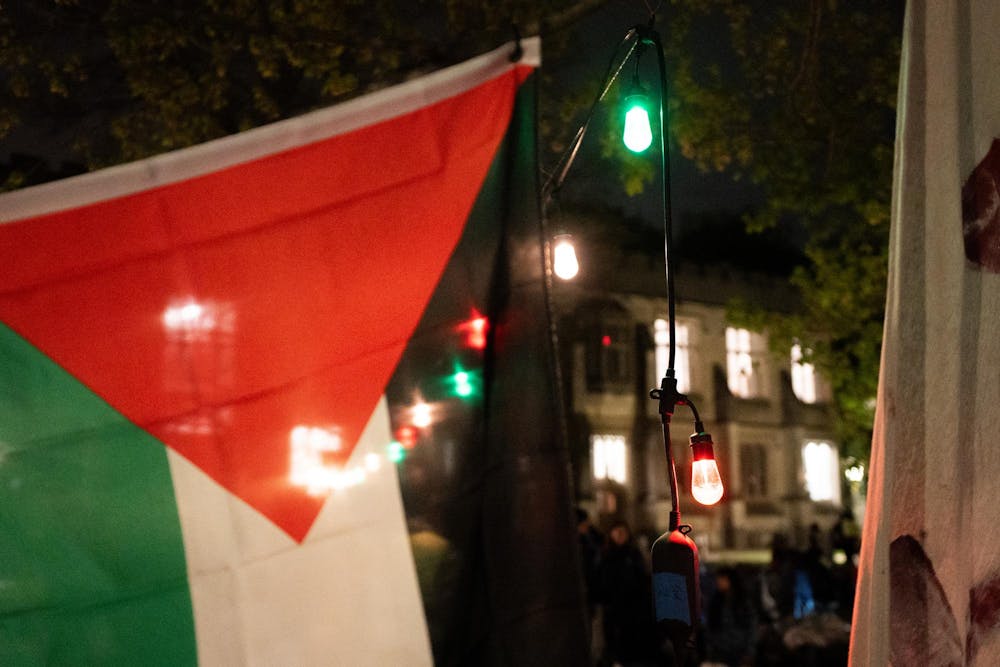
[551,210,846,558]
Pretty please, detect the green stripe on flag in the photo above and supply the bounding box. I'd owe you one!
[0,323,196,665]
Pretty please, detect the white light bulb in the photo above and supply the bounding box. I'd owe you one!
[691,458,724,506]
[553,237,579,280]
[412,401,432,428]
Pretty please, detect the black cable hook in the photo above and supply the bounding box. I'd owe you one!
[509,24,523,63]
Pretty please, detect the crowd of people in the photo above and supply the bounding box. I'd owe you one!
[577,509,861,667]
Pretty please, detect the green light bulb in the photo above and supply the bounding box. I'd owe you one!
[623,96,653,153]
[387,441,405,463]
[453,370,473,397]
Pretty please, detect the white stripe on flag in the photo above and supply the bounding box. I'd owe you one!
[167,398,432,666]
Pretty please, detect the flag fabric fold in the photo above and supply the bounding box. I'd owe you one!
[849,3,1000,665]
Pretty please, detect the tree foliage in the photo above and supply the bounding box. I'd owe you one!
[662,0,903,459]
[0,0,562,178]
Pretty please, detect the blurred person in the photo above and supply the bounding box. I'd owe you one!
[803,523,834,610]
[830,509,860,560]
[790,546,818,620]
[598,520,655,666]
[829,553,858,622]
[578,508,605,605]
[762,533,795,621]
[805,523,825,562]
[577,508,605,663]
[702,567,757,667]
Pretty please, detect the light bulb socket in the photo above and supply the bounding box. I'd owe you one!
[689,431,716,462]
[624,91,650,109]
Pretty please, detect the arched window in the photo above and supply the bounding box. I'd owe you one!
[791,344,818,403]
[726,327,766,398]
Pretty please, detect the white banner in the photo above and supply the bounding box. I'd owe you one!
[850,2,1000,665]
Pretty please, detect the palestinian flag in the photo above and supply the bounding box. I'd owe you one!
[849,2,1000,665]
[0,38,587,665]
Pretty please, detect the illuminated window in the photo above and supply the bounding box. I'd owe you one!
[654,319,690,393]
[592,434,627,484]
[802,440,840,503]
[791,344,818,404]
[726,327,763,398]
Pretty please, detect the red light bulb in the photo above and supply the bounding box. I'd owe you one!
[396,426,418,450]
[690,432,723,505]
[459,314,488,350]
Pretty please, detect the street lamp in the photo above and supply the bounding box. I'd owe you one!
[541,17,725,664]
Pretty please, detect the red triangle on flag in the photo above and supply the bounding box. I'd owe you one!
[0,67,530,541]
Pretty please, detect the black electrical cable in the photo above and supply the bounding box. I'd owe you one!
[541,27,640,205]
[641,0,664,21]
[645,26,677,376]
[543,20,707,524]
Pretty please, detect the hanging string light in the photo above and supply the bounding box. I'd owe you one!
[541,14,726,662]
